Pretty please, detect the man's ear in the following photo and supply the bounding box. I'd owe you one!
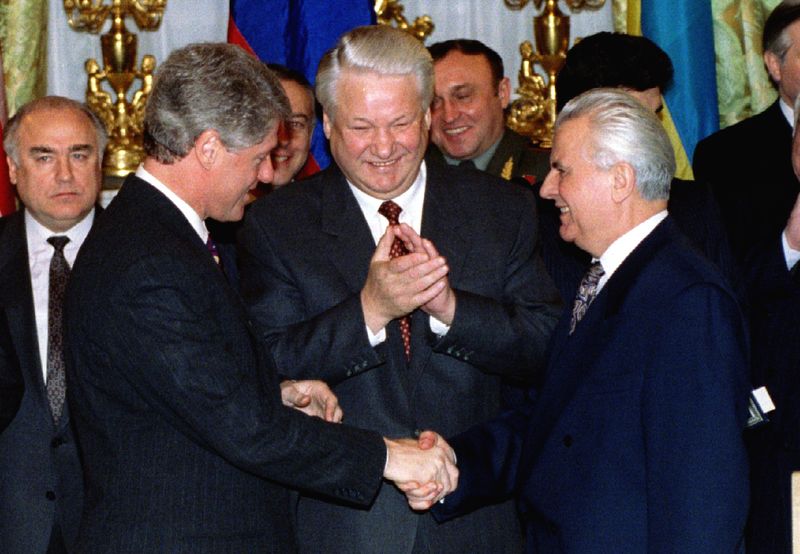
[6,156,17,185]
[610,162,636,204]
[194,129,222,170]
[322,112,332,139]
[765,50,783,85]
[498,76,511,110]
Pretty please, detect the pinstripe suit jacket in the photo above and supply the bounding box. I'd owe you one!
[64,175,387,553]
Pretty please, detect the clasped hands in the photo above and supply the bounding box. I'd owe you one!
[281,380,456,509]
[361,223,456,333]
[384,431,458,510]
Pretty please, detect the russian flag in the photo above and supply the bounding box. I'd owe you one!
[228,0,375,170]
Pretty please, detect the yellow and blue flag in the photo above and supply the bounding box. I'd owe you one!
[623,0,718,179]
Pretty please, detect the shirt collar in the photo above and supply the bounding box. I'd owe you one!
[136,165,208,242]
[348,160,427,217]
[25,207,95,256]
[597,210,668,291]
[780,97,795,131]
[443,133,502,172]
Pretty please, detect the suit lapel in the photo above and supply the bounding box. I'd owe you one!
[521,218,676,469]
[0,212,49,424]
[406,165,471,386]
[486,130,519,178]
[320,169,378,294]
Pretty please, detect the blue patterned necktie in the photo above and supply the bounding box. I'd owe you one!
[569,261,604,335]
[46,236,70,424]
[378,200,411,360]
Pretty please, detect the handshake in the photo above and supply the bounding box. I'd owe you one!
[384,431,458,510]
[280,381,457,510]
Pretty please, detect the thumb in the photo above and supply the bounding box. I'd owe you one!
[417,430,438,450]
[373,224,397,262]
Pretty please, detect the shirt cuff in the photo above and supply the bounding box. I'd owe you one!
[782,231,800,271]
[429,316,450,337]
[366,325,386,347]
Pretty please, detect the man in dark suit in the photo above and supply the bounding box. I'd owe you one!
[742,96,800,554]
[0,96,106,554]
[0,320,22,435]
[64,42,457,553]
[693,1,800,264]
[425,89,750,552]
[239,26,561,553]
[427,39,550,183]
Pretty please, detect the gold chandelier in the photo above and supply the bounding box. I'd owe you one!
[504,0,606,147]
[374,0,435,42]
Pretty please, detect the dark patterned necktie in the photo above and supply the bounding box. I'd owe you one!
[569,261,604,335]
[46,236,70,424]
[206,234,222,267]
[378,200,411,360]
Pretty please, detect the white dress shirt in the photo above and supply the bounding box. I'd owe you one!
[347,161,450,345]
[136,165,208,242]
[27,209,94,381]
[595,210,669,293]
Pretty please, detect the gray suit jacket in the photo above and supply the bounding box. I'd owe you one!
[239,162,561,553]
[0,211,84,553]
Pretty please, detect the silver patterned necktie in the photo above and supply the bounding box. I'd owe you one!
[46,235,70,424]
[569,261,604,335]
[378,200,411,361]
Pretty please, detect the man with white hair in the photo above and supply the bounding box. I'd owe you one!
[429,89,751,553]
[239,24,560,553]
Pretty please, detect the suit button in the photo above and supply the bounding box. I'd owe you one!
[45,491,56,501]
[51,437,65,448]
[562,435,573,447]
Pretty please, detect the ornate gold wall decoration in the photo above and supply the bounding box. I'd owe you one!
[503,0,605,147]
[63,0,166,179]
[374,0,435,42]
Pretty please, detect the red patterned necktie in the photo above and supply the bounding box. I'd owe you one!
[378,200,411,360]
[46,236,70,424]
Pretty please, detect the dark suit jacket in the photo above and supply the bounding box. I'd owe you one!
[64,175,387,553]
[0,316,22,435]
[743,236,800,554]
[238,162,561,553]
[0,211,86,554]
[693,99,798,264]
[435,218,750,553]
[534,177,740,304]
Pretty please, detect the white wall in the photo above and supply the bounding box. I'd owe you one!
[403,0,613,97]
[47,1,613,102]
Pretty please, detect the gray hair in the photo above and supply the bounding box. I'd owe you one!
[4,96,108,165]
[143,42,289,164]
[316,25,433,121]
[556,88,675,201]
